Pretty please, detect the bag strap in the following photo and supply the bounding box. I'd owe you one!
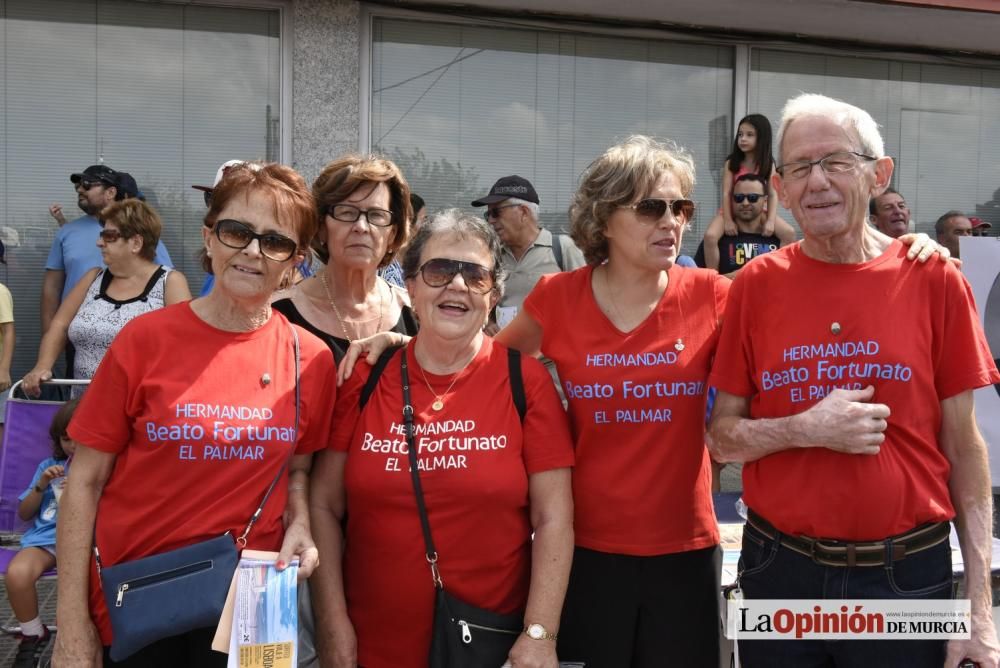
[551,233,565,271]
[398,344,525,588]
[94,324,302,566]
[507,348,526,422]
[399,350,444,588]
[359,345,402,411]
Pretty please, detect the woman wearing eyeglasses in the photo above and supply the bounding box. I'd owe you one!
[52,163,337,666]
[22,199,190,398]
[310,210,574,668]
[272,155,418,364]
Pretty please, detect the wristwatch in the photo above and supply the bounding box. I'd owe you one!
[524,623,557,641]
[33,485,43,494]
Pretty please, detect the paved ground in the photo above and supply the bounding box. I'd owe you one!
[0,536,56,667]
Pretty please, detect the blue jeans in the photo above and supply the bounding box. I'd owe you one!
[737,518,952,668]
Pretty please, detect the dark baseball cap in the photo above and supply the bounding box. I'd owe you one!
[113,172,144,200]
[70,164,118,186]
[471,175,539,207]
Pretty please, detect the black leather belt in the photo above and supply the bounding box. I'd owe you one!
[746,509,950,568]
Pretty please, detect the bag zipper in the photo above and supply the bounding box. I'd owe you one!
[458,619,520,644]
[115,560,213,607]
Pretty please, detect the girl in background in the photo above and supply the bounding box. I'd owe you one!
[5,397,79,667]
[702,114,796,271]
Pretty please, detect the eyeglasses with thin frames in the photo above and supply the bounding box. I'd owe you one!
[327,204,393,228]
[214,219,299,262]
[776,151,877,181]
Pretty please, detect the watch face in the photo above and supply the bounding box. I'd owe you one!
[527,623,545,639]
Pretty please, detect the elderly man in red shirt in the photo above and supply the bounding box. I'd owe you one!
[708,93,1000,668]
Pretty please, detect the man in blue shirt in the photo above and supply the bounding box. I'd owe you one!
[42,165,172,335]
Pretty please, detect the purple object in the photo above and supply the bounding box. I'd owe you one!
[0,384,66,533]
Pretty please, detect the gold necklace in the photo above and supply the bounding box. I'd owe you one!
[319,271,383,343]
[416,350,477,411]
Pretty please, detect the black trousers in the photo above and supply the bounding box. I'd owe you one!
[558,544,722,668]
[104,627,227,668]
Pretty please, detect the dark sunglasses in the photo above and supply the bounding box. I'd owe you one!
[483,203,520,221]
[98,229,125,243]
[417,258,494,294]
[732,193,762,204]
[79,179,106,191]
[628,198,695,223]
[214,219,298,262]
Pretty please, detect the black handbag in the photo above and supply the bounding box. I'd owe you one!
[96,326,301,661]
[399,352,524,668]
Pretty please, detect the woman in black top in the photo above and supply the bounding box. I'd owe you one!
[272,155,418,362]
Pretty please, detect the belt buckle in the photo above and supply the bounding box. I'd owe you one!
[807,538,827,566]
[810,538,849,567]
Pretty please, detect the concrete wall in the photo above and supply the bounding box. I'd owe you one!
[292,0,362,183]
[392,0,1000,56]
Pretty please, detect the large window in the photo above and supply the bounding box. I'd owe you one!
[749,48,1000,233]
[0,0,281,379]
[371,18,733,245]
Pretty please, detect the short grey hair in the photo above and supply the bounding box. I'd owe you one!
[934,210,967,237]
[503,197,539,221]
[777,93,885,161]
[402,208,507,298]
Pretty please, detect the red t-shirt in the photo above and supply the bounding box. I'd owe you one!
[331,337,574,668]
[523,265,727,556]
[710,241,1000,540]
[67,303,337,644]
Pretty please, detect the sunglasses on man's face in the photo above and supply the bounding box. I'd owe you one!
[214,219,298,262]
[417,258,495,294]
[627,198,695,223]
[732,193,762,204]
[79,179,106,191]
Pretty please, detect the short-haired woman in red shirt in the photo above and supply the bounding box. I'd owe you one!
[310,210,574,668]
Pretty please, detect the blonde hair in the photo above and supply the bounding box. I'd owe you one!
[569,135,696,265]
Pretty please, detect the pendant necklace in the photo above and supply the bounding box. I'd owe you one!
[320,271,383,343]
[417,350,477,411]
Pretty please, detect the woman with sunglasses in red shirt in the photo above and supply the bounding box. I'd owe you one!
[311,210,574,668]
